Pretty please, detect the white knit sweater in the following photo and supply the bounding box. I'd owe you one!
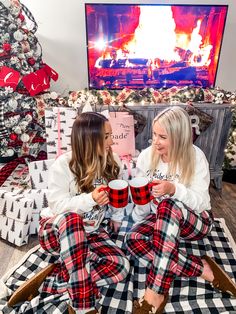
[41,151,124,233]
[132,145,211,222]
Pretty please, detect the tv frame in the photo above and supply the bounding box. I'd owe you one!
[85,3,228,90]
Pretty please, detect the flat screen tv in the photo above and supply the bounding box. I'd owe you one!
[85,3,228,90]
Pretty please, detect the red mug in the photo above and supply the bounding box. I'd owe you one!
[129,177,158,205]
[100,179,129,208]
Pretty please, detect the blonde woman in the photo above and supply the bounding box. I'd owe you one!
[126,106,236,314]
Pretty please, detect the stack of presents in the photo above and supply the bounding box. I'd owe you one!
[0,104,138,246]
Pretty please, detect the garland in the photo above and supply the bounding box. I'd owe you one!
[64,86,236,109]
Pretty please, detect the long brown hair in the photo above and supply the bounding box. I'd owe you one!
[151,106,195,185]
[69,112,119,193]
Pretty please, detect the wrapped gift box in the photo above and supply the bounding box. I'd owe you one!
[28,158,55,189]
[1,164,29,190]
[45,107,77,159]
[0,189,33,246]
[24,188,49,234]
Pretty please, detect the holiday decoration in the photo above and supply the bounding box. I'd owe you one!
[0,0,59,162]
[65,86,235,108]
[0,0,58,94]
[185,104,214,141]
[0,89,58,162]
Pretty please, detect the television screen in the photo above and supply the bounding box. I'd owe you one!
[85,4,228,90]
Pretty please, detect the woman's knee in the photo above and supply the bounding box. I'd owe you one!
[157,198,181,215]
[56,212,84,230]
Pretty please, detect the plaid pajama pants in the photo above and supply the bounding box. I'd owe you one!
[126,198,214,295]
[39,212,129,310]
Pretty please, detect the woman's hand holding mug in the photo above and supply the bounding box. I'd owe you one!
[92,185,109,206]
[151,179,175,198]
[129,177,159,205]
[99,180,129,233]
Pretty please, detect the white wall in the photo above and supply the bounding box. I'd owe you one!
[21,0,236,94]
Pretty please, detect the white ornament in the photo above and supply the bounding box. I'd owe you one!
[6,148,15,157]
[14,126,22,134]
[18,53,25,59]
[8,98,18,110]
[50,91,58,99]
[13,30,24,42]
[20,133,30,142]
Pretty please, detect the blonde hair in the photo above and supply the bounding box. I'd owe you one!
[151,106,195,185]
[69,112,119,193]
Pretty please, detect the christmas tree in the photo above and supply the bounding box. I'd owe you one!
[0,0,58,161]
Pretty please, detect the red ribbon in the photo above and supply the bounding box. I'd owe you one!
[0,151,47,186]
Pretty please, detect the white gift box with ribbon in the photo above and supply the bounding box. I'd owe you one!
[45,107,77,159]
[0,189,33,246]
[23,188,49,234]
[28,158,55,189]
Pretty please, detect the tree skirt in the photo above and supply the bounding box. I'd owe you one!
[1,217,236,314]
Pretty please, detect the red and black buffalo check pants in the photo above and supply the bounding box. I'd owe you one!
[126,198,213,295]
[39,212,129,311]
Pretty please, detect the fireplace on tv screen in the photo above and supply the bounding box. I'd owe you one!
[85,4,228,90]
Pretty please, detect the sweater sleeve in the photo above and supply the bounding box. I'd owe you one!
[171,147,211,212]
[47,155,97,216]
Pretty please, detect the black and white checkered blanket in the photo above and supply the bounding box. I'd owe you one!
[1,215,236,314]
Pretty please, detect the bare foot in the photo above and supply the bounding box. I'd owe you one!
[200,258,214,282]
[144,287,164,308]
